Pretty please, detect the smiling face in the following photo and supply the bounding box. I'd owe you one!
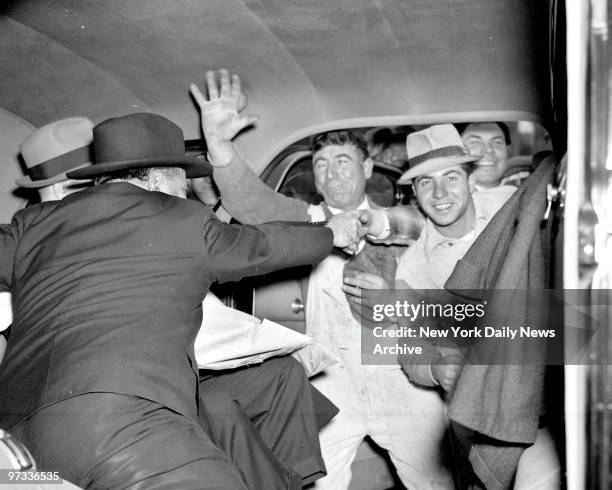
[312,143,373,210]
[413,164,476,238]
[461,122,508,188]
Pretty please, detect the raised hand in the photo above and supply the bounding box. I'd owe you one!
[190,69,258,166]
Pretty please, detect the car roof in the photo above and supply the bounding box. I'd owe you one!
[1,0,556,173]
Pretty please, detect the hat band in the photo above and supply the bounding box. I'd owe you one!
[409,145,470,166]
[27,145,91,181]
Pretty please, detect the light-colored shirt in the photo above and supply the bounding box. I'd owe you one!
[307,198,370,221]
[394,187,515,386]
[0,292,11,332]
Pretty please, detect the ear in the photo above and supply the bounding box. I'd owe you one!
[147,169,163,191]
[362,157,374,179]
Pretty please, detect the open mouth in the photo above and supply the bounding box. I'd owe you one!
[433,203,453,211]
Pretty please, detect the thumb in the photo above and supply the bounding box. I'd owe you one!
[189,83,206,108]
[358,210,372,226]
[237,114,259,131]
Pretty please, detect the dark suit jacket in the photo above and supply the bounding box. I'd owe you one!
[0,183,333,429]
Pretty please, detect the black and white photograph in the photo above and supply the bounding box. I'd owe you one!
[0,1,609,489]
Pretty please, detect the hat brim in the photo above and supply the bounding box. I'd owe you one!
[66,155,212,180]
[397,155,479,185]
[15,163,93,188]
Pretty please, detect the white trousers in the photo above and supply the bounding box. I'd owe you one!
[514,428,561,489]
[311,340,454,490]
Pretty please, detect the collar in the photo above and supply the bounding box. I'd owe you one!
[326,197,371,215]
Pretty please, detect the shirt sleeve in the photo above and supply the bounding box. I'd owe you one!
[0,292,12,331]
[213,152,311,224]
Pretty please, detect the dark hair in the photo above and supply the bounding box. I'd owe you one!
[413,162,474,186]
[310,130,368,159]
[455,122,511,145]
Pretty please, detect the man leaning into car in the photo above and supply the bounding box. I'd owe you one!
[0,111,369,489]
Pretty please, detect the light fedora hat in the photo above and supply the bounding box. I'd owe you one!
[16,117,94,188]
[397,124,478,184]
[67,113,212,179]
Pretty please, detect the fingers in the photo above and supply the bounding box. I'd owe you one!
[189,83,206,108]
[219,69,230,99]
[193,70,251,114]
[206,70,219,99]
[358,209,372,226]
[344,272,387,290]
[343,276,362,287]
[239,114,260,129]
[341,283,362,302]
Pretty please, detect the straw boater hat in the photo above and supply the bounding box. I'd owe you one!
[397,124,478,184]
[67,113,212,179]
[16,117,94,188]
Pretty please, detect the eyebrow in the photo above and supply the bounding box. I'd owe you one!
[331,153,354,160]
[314,152,355,163]
[465,133,504,141]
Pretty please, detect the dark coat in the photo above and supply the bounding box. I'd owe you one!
[0,183,333,429]
[445,154,556,489]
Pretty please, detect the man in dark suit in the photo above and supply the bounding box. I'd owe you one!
[0,112,367,489]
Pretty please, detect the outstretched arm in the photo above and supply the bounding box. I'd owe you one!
[190,70,310,224]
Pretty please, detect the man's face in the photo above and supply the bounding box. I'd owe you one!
[413,165,475,238]
[312,144,372,210]
[378,142,408,169]
[461,122,508,188]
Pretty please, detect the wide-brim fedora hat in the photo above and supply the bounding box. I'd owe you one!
[16,117,94,188]
[397,124,478,184]
[67,113,212,179]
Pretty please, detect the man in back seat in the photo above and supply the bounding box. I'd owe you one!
[191,69,454,489]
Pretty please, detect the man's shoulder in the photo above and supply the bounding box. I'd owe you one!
[474,185,516,202]
[10,200,61,228]
[473,185,516,216]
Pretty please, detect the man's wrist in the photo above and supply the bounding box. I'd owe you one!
[366,209,391,239]
[205,139,236,167]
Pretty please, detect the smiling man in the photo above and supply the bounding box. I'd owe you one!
[459,121,512,190]
[395,123,513,295]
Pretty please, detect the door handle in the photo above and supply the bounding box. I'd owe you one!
[291,298,304,314]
